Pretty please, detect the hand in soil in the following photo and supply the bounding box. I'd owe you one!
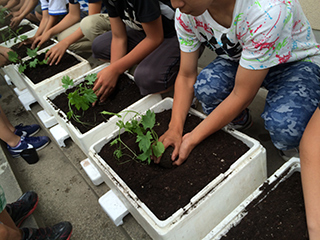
[158,146,177,169]
[92,66,119,105]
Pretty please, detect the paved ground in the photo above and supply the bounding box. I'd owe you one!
[3,29,320,238]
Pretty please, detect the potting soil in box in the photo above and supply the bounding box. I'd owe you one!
[10,39,56,59]
[89,97,267,240]
[207,158,307,240]
[0,24,33,44]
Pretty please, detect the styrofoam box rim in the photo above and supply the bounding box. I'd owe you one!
[88,97,265,228]
[205,157,301,240]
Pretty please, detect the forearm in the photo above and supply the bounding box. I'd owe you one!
[110,36,161,75]
[300,109,320,240]
[42,15,59,33]
[3,0,18,10]
[46,14,80,38]
[169,73,196,135]
[17,0,37,19]
[59,27,84,47]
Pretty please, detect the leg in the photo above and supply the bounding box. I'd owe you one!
[194,57,238,115]
[0,186,22,240]
[134,36,180,95]
[80,13,111,42]
[92,27,145,61]
[262,61,320,150]
[0,105,20,147]
[300,106,320,240]
[57,23,92,52]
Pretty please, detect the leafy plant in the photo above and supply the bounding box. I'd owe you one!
[7,47,49,73]
[101,109,165,164]
[62,74,98,123]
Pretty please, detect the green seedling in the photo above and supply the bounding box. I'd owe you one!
[62,74,98,124]
[8,47,49,73]
[101,109,165,164]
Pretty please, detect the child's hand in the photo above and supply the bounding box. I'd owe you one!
[92,66,120,105]
[45,42,68,66]
[154,128,182,164]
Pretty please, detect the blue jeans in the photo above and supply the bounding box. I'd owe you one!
[195,57,320,150]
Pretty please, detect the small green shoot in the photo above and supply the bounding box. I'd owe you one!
[62,74,98,124]
[101,109,165,164]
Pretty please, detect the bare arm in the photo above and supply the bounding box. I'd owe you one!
[300,107,320,240]
[46,1,102,65]
[10,0,38,28]
[155,50,200,163]
[174,66,269,165]
[93,15,164,102]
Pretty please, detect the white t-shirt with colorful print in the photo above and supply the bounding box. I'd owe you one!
[175,0,320,70]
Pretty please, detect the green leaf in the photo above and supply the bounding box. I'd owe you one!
[141,110,155,130]
[152,141,165,157]
[113,149,123,159]
[62,76,74,89]
[29,58,38,68]
[7,51,19,63]
[20,35,27,41]
[82,88,97,104]
[67,111,73,119]
[18,64,27,73]
[85,73,97,85]
[136,131,152,152]
[27,47,38,58]
[110,139,118,146]
[137,148,152,163]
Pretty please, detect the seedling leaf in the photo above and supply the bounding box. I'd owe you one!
[62,76,74,89]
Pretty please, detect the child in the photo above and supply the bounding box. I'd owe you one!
[155,0,320,165]
[23,0,68,48]
[45,0,110,65]
[91,0,180,100]
[300,102,320,240]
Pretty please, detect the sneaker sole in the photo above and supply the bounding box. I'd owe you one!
[16,195,39,228]
[28,128,40,137]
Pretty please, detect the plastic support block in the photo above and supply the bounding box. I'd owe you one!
[14,88,29,96]
[99,190,129,227]
[4,74,12,85]
[37,110,58,128]
[18,90,37,111]
[49,124,69,147]
[80,158,103,186]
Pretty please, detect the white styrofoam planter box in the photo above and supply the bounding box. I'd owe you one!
[0,20,38,47]
[205,157,300,240]
[2,38,58,91]
[88,97,267,240]
[15,48,91,115]
[44,66,162,155]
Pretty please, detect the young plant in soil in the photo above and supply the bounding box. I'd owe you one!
[101,109,165,164]
[62,74,98,125]
[7,47,48,73]
[0,8,27,45]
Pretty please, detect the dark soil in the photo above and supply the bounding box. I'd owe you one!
[220,171,308,239]
[0,14,12,28]
[23,52,80,84]
[10,40,55,59]
[99,109,250,220]
[0,24,33,44]
[51,74,143,133]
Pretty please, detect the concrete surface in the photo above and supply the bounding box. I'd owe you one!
[1,29,319,240]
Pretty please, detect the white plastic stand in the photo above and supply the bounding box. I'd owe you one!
[14,88,29,97]
[37,110,58,128]
[80,158,103,186]
[99,190,129,227]
[4,74,12,85]
[18,89,37,111]
[49,124,69,147]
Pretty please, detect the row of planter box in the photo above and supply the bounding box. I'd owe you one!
[3,22,300,240]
